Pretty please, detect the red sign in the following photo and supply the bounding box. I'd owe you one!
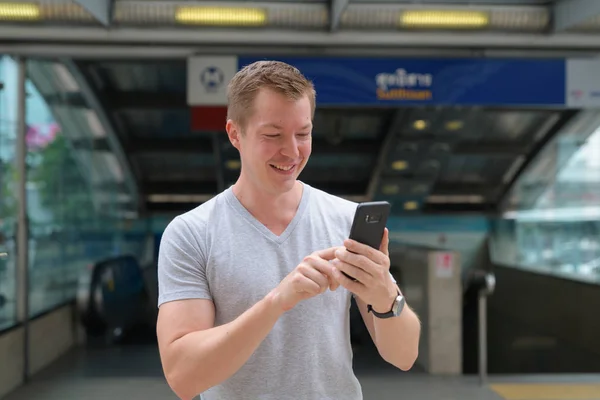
[435,252,454,278]
[190,106,228,132]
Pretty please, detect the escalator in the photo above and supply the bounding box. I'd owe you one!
[77,254,157,344]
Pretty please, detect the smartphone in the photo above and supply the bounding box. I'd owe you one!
[342,201,391,281]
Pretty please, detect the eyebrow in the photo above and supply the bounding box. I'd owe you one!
[260,123,312,131]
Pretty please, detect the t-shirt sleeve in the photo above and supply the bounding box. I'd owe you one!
[157,215,212,307]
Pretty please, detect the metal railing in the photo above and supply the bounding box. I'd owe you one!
[468,269,496,385]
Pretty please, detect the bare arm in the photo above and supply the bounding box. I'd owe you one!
[355,294,421,370]
[332,228,420,371]
[157,293,283,400]
[157,248,339,400]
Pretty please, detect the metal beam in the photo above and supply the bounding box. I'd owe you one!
[431,182,499,196]
[128,137,214,153]
[453,141,531,156]
[74,0,113,27]
[108,90,185,109]
[147,192,369,214]
[43,92,88,108]
[1,44,599,60]
[144,179,368,196]
[3,26,600,50]
[126,137,380,155]
[144,181,218,195]
[15,56,30,384]
[554,0,600,32]
[330,0,349,32]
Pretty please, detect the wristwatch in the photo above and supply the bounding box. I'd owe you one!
[367,292,406,319]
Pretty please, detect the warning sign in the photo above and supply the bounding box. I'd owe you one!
[435,252,454,278]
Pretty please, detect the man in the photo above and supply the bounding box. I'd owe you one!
[156,60,421,400]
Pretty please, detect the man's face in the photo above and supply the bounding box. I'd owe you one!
[227,88,313,196]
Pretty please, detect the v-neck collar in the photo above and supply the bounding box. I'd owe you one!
[224,181,311,245]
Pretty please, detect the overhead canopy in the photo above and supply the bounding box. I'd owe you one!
[57,58,577,215]
[2,0,600,55]
[10,0,600,216]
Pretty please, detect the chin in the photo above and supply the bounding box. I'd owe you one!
[272,179,297,193]
[266,174,298,193]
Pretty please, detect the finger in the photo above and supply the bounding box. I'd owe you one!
[380,228,389,256]
[332,259,372,284]
[329,267,340,290]
[324,270,339,291]
[313,246,342,261]
[332,266,364,295]
[304,256,339,291]
[294,272,321,295]
[335,248,376,277]
[298,263,330,293]
[305,254,337,280]
[343,238,386,264]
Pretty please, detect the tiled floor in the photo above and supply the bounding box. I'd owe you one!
[5,331,600,400]
[490,383,600,400]
[4,338,507,400]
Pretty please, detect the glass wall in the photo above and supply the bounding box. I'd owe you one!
[25,58,148,318]
[0,56,18,330]
[0,56,150,329]
[491,111,600,284]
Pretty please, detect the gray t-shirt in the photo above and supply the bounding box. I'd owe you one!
[157,182,363,400]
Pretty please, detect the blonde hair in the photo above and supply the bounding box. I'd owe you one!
[226,60,316,132]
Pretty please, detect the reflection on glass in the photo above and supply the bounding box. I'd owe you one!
[0,56,154,326]
[535,124,600,211]
[0,55,18,330]
[492,114,600,284]
[23,59,146,318]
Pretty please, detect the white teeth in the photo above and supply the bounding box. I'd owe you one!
[272,165,293,171]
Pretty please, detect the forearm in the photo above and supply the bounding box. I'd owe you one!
[373,305,421,370]
[164,292,284,399]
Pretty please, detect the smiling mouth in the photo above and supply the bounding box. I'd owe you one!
[270,164,295,171]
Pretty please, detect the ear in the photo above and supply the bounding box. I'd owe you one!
[226,119,241,150]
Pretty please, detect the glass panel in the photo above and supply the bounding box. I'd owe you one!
[0,56,152,325]
[491,112,600,284]
[0,56,18,330]
[23,58,147,318]
[535,126,600,210]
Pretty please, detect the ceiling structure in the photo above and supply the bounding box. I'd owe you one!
[32,57,578,216]
[6,0,600,217]
[3,0,600,56]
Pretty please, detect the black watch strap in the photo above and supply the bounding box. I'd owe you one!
[367,303,395,318]
[367,288,405,319]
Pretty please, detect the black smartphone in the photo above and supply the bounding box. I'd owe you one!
[341,201,391,281]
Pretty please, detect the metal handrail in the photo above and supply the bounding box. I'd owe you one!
[468,269,496,386]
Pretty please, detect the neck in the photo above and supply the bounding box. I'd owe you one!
[231,175,303,219]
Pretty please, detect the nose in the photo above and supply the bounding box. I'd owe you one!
[281,135,300,159]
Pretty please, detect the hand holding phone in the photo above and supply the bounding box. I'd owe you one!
[341,201,391,281]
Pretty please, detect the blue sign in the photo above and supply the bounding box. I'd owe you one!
[238,57,566,107]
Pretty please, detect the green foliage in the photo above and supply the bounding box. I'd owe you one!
[0,159,16,224]
[28,134,94,225]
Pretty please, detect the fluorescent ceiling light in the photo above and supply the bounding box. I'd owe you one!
[0,2,40,21]
[400,10,489,29]
[175,6,266,26]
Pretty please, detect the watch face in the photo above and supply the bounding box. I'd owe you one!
[393,295,405,316]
